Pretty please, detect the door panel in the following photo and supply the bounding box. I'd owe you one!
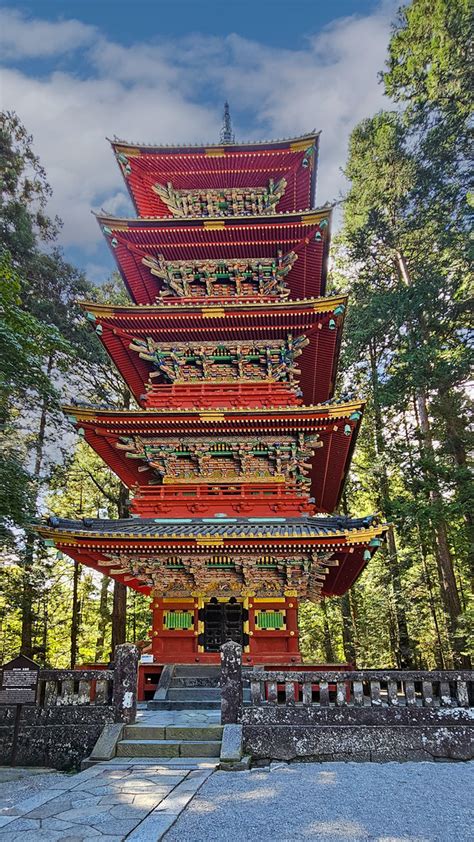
[202,600,244,651]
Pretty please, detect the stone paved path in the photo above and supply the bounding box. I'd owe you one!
[0,707,222,840]
[0,760,217,840]
[135,706,221,728]
[166,760,474,842]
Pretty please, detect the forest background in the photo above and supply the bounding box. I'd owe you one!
[0,0,472,670]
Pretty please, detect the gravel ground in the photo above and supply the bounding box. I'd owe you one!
[0,767,72,811]
[165,761,474,842]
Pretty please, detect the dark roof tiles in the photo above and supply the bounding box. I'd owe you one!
[45,514,378,539]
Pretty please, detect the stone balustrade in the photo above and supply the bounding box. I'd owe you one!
[220,645,473,761]
[38,669,114,707]
[248,669,472,710]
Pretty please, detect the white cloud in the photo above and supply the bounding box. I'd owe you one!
[1,4,395,262]
[0,8,96,59]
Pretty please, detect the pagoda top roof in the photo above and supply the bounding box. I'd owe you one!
[109,130,320,155]
[41,512,383,541]
[109,132,320,218]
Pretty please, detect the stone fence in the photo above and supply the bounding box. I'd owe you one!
[248,668,472,712]
[220,642,474,762]
[0,644,139,769]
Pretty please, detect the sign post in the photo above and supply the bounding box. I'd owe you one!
[0,654,40,765]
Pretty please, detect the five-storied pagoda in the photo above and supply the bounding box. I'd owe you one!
[39,106,387,665]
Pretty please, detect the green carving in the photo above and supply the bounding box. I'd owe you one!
[128,334,308,385]
[152,178,287,218]
[116,431,320,487]
[142,251,297,299]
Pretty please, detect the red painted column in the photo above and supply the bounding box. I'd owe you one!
[285,595,301,661]
[151,598,164,661]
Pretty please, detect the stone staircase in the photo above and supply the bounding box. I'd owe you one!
[149,664,251,710]
[116,723,223,758]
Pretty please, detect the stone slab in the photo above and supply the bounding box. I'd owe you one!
[220,755,251,772]
[164,726,223,741]
[220,724,243,762]
[125,810,180,841]
[116,740,180,758]
[89,723,124,761]
[179,741,221,757]
[123,726,166,740]
[243,723,474,762]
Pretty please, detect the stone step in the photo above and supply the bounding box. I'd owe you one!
[147,699,222,710]
[116,739,221,758]
[167,687,221,701]
[170,676,221,688]
[124,725,223,741]
[173,665,221,677]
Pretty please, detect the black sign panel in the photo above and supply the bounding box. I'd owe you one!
[0,654,40,705]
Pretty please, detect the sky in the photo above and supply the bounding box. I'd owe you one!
[1,0,398,283]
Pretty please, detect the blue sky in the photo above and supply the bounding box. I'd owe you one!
[11,1,384,51]
[1,0,397,281]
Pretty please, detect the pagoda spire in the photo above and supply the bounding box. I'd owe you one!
[220,101,235,144]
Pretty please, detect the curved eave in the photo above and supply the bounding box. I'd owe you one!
[109,130,321,154]
[81,295,347,406]
[37,517,388,598]
[96,206,331,228]
[80,293,346,318]
[63,399,364,421]
[62,400,365,513]
[37,521,385,543]
[96,207,332,304]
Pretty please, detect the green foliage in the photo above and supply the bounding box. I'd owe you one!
[0,250,70,419]
[383,0,471,123]
[2,4,473,670]
[314,1,473,668]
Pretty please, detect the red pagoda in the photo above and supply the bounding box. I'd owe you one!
[39,110,387,665]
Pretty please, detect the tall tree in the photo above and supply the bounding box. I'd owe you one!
[339,100,471,664]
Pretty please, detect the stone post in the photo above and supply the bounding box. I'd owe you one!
[220,641,242,724]
[112,643,139,724]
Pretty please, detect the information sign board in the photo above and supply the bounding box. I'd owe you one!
[0,654,40,705]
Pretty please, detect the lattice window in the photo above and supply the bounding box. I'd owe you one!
[255,610,286,630]
[163,610,194,630]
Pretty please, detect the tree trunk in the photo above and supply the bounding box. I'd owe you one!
[340,593,356,665]
[394,252,468,666]
[70,560,81,668]
[368,339,414,667]
[21,354,54,657]
[437,391,474,581]
[95,575,111,662]
[111,481,130,656]
[402,412,449,668]
[20,558,34,658]
[414,391,469,666]
[111,583,127,656]
[320,601,335,663]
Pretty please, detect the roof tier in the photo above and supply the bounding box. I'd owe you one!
[111,133,319,218]
[97,209,331,305]
[64,401,363,515]
[82,295,346,407]
[39,513,386,599]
